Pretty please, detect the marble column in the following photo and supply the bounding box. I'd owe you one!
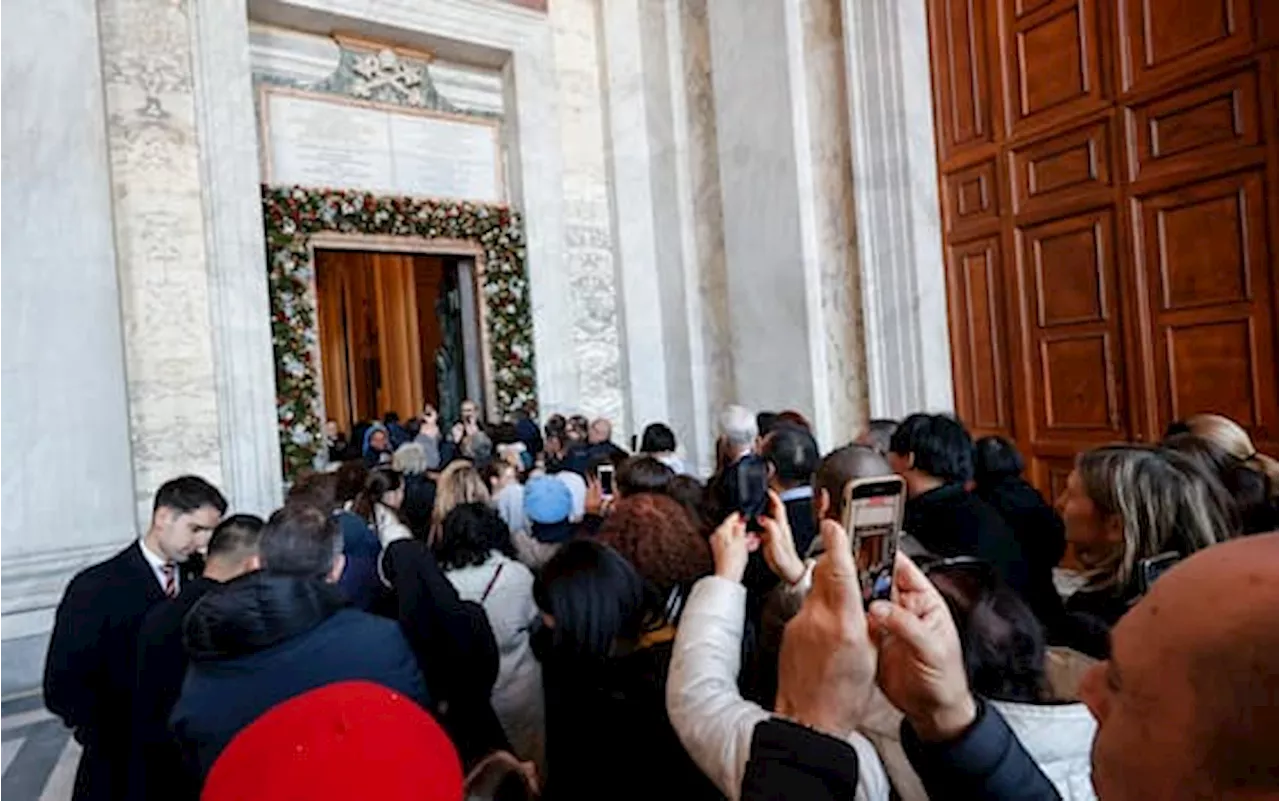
[841,0,954,418]
[188,0,284,515]
[598,0,715,468]
[705,0,868,450]
[1,0,139,692]
[98,0,224,526]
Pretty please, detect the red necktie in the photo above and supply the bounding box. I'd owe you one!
[162,563,177,598]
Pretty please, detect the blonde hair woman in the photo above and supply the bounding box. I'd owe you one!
[1054,444,1233,657]
[1184,413,1279,498]
[430,461,490,543]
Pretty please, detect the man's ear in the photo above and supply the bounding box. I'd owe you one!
[152,506,174,531]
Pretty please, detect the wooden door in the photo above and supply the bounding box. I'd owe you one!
[926,0,1278,494]
[314,250,427,433]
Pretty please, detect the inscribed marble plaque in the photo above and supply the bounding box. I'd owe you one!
[265,90,501,201]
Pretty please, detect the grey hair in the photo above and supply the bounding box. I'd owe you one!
[718,405,758,449]
[1076,445,1232,590]
[392,442,428,475]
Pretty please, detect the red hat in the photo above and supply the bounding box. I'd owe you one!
[202,681,463,801]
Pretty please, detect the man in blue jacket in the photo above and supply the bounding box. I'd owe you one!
[170,504,429,781]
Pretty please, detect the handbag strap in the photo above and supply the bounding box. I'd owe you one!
[481,562,505,602]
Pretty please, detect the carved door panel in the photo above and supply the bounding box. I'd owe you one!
[945,236,1014,439]
[1131,170,1277,445]
[1013,208,1130,459]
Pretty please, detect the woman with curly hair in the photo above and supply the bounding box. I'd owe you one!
[596,493,714,625]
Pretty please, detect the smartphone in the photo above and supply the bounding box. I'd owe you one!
[842,475,906,607]
[1137,551,1180,595]
[735,457,769,530]
[599,464,615,497]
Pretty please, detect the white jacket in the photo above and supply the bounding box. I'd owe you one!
[858,652,1098,801]
[446,551,545,770]
[667,576,890,801]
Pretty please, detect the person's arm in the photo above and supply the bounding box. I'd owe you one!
[42,575,104,738]
[740,718,866,801]
[901,699,1061,801]
[380,540,500,699]
[667,576,771,800]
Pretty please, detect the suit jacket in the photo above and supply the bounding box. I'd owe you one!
[44,542,170,801]
[128,577,219,801]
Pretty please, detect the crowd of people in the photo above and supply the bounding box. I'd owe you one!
[43,401,1278,800]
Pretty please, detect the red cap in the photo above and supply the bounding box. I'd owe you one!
[202,681,463,801]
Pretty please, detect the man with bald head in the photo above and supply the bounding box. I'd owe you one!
[586,416,627,463]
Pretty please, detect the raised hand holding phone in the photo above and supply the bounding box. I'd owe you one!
[758,490,805,585]
[868,552,975,742]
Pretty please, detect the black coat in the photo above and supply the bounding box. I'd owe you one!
[974,477,1069,634]
[128,577,219,801]
[380,539,509,766]
[975,477,1067,573]
[44,542,172,801]
[170,572,428,780]
[537,634,722,801]
[903,483,1033,597]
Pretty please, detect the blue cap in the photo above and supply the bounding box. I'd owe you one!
[524,476,574,525]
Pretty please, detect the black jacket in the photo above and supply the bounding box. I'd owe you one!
[537,633,721,801]
[739,702,1059,801]
[44,542,171,801]
[170,572,428,780]
[974,477,1069,634]
[380,539,509,766]
[903,483,1033,597]
[128,577,219,801]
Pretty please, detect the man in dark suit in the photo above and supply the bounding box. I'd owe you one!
[44,475,227,801]
[763,423,821,556]
[887,414,1033,598]
[128,514,263,801]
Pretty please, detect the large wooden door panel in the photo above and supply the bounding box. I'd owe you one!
[928,0,1276,492]
[928,0,998,165]
[1001,0,1107,137]
[1008,116,1114,216]
[1117,0,1256,93]
[1124,66,1265,185]
[1132,169,1277,441]
[1016,208,1128,441]
[946,236,1014,436]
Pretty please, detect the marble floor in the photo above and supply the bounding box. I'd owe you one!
[1,694,78,801]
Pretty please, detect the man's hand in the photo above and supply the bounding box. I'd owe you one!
[451,422,466,444]
[869,552,976,742]
[584,477,612,517]
[710,513,752,583]
[775,520,878,738]
[758,490,806,584]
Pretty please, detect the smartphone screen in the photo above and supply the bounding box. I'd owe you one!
[735,457,769,530]
[599,464,615,497]
[843,477,905,607]
[1138,551,1180,595]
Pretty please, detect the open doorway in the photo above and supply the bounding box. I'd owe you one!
[313,248,484,436]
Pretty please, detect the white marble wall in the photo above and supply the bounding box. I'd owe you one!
[549,0,627,432]
[1,0,140,692]
[99,0,225,526]
[704,0,871,451]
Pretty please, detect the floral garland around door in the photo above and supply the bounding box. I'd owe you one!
[262,185,537,478]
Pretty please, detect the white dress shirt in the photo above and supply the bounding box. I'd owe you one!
[138,538,177,594]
